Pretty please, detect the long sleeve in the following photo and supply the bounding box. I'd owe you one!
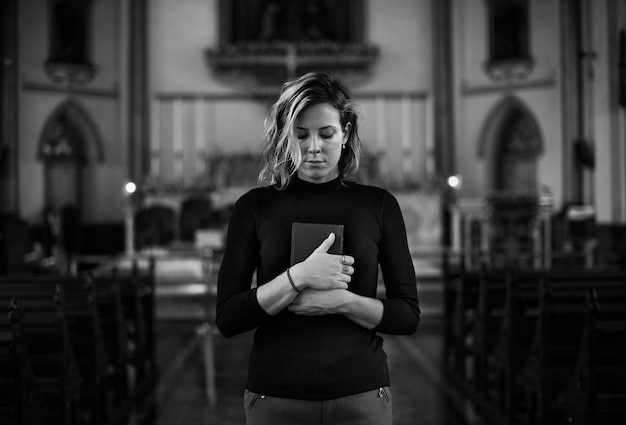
[215,191,270,337]
[374,191,421,335]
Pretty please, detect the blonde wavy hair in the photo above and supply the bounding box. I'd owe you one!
[258,71,362,190]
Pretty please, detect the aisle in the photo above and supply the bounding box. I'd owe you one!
[128,251,490,425]
[133,318,487,425]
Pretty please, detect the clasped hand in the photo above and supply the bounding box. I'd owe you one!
[287,233,355,315]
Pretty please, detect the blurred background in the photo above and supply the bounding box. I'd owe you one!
[1,1,625,424]
[2,0,625,271]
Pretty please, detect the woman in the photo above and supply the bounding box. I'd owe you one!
[216,71,420,425]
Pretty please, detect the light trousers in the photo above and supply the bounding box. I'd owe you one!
[244,387,393,425]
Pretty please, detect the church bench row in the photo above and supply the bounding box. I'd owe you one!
[558,288,626,425]
[442,266,626,425]
[495,274,626,425]
[0,263,156,425]
[0,300,47,425]
[0,286,83,425]
[442,266,626,385]
[91,259,157,385]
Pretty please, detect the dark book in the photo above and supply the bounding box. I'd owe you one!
[290,222,344,266]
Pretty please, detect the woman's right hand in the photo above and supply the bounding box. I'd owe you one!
[289,233,355,291]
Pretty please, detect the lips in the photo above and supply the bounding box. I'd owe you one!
[304,160,325,165]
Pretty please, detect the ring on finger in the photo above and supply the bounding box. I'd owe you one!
[342,255,347,265]
[342,265,350,274]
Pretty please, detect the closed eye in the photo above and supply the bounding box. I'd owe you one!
[296,126,337,141]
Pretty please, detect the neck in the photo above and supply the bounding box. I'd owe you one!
[291,175,343,193]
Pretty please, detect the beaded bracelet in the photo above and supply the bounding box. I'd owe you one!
[286,268,300,293]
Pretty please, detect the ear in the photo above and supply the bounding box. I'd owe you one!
[343,122,352,141]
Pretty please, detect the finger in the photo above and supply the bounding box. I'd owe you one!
[328,276,350,287]
[312,233,335,254]
[338,255,355,266]
[341,265,354,275]
[337,275,351,285]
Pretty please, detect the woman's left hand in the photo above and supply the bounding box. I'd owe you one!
[287,289,351,316]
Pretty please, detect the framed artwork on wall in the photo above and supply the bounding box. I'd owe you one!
[207,0,378,88]
[44,0,96,85]
[484,0,534,82]
[218,0,365,44]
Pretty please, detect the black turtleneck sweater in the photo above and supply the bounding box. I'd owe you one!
[216,177,420,400]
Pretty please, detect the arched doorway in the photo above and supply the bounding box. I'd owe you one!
[479,97,544,267]
[38,100,103,260]
[40,117,84,209]
[479,96,543,191]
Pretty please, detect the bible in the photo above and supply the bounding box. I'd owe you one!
[290,222,344,266]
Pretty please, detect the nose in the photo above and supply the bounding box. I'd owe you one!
[307,136,321,154]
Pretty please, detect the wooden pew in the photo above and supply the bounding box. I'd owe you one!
[1,276,115,425]
[482,269,543,423]
[443,260,543,424]
[87,275,130,409]
[443,261,626,425]
[59,278,113,425]
[0,298,47,425]
[560,287,626,425]
[464,267,625,424]
[0,280,83,425]
[515,271,626,425]
[444,268,482,384]
[0,260,160,424]
[76,255,158,401]
[98,257,157,395]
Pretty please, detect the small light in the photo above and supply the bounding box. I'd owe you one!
[124,181,137,195]
[447,175,462,189]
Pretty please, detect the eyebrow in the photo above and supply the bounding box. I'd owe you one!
[296,125,337,131]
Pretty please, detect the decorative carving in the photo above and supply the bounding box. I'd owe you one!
[44,61,97,86]
[206,41,379,88]
[484,58,534,83]
[41,122,76,159]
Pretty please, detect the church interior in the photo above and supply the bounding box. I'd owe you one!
[1,0,626,424]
